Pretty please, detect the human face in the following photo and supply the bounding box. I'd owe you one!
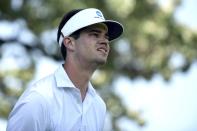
[73,23,110,66]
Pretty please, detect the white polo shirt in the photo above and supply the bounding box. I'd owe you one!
[7,66,106,131]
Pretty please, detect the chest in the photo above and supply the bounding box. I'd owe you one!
[49,89,105,131]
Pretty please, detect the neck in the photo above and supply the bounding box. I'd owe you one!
[63,57,96,101]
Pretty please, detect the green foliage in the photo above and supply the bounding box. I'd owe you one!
[1,0,197,130]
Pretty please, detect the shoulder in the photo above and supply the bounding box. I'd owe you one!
[95,92,106,105]
[88,84,106,112]
[10,74,57,117]
[29,74,56,99]
[90,89,106,116]
[7,92,51,131]
[95,93,106,110]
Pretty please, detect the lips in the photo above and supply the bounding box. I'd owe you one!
[97,46,108,54]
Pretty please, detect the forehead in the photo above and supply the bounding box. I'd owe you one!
[83,23,108,32]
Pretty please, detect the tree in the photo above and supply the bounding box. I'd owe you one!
[0,0,197,130]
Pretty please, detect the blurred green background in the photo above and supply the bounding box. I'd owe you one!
[0,0,197,130]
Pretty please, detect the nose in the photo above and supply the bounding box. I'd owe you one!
[97,34,110,53]
[99,38,110,52]
[99,36,109,46]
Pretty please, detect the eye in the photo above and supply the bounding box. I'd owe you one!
[91,32,99,38]
[105,34,109,40]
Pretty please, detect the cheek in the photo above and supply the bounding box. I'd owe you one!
[82,39,96,51]
[75,36,98,55]
[76,40,95,55]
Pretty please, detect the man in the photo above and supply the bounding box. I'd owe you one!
[7,8,123,131]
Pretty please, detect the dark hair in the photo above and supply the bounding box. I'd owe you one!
[57,9,83,60]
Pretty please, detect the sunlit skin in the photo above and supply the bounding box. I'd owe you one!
[63,23,109,100]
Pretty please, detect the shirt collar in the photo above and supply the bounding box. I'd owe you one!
[87,82,96,97]
[54,65,96,96]
[54,65,75,88]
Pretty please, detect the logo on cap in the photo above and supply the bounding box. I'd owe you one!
[95,11,104,19]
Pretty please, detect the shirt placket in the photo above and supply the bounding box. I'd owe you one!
[72,88,83,131]
[73,88,93,131]
[81,93,93,131]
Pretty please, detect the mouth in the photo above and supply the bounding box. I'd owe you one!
[97,47,108,55]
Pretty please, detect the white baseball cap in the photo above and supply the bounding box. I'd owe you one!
[58,8,123,46]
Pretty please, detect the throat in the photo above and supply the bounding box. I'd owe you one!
[79,87,88,101]
[63,59,94,101]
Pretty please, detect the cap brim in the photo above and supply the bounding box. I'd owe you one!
[103,20,123,41]
[59,8,123,46]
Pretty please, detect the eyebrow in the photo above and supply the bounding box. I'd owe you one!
[88,29,109,36]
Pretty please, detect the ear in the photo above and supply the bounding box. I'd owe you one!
[63,37,75,51]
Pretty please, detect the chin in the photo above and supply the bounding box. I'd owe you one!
[96,59,107,65]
